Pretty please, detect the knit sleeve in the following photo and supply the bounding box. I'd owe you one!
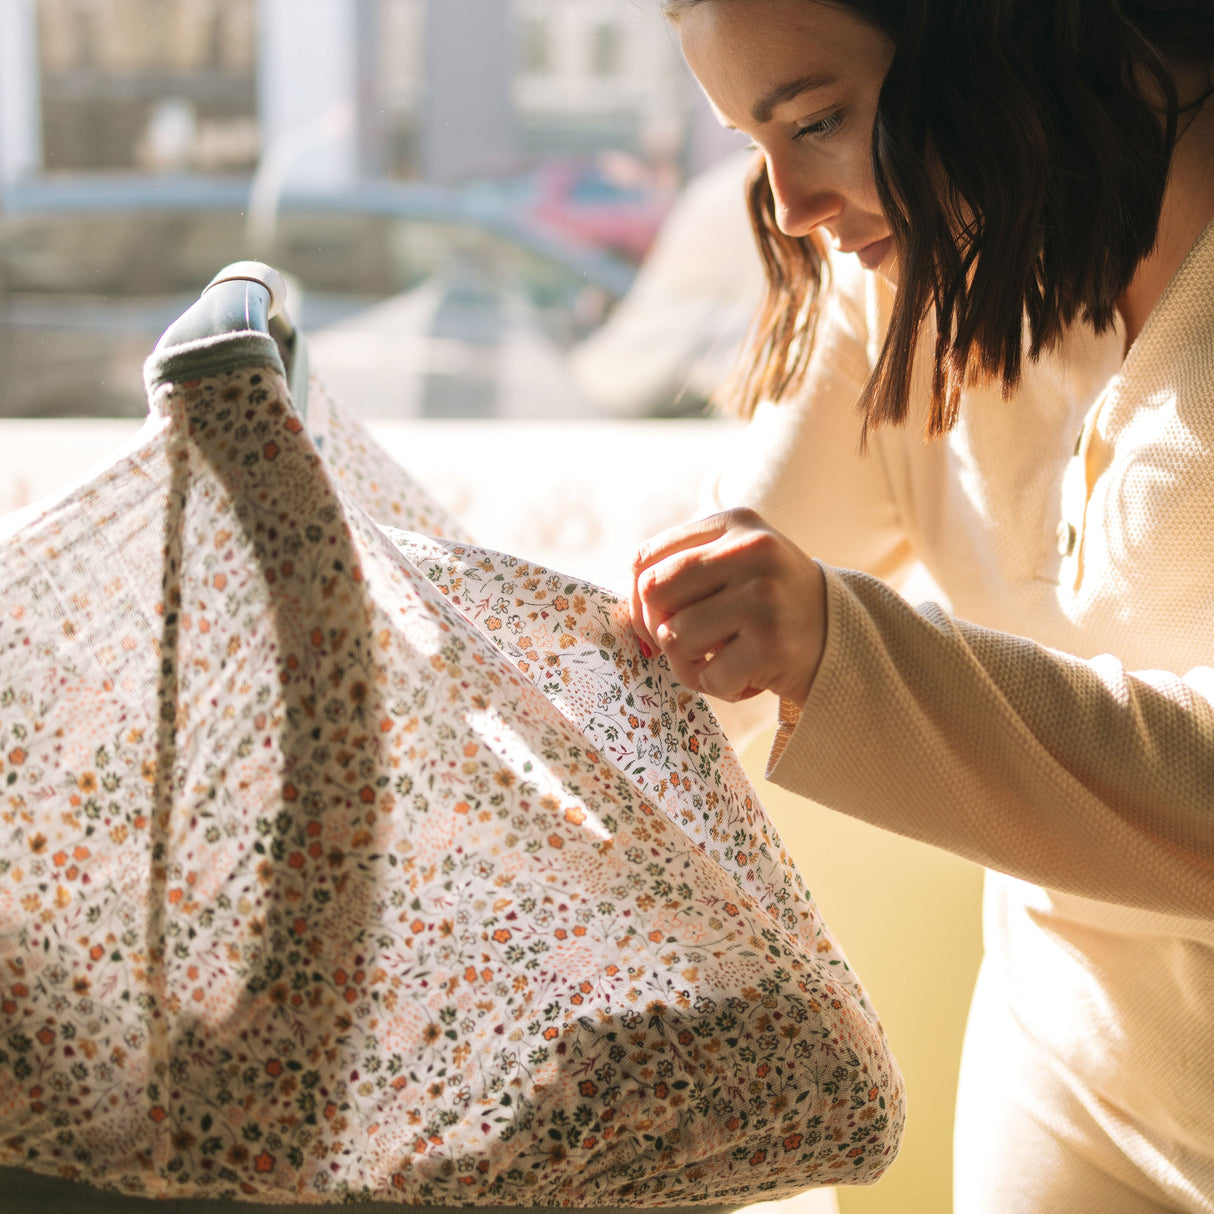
[768,564,1214,918]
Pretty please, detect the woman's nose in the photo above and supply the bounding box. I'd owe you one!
[765,154,841,239]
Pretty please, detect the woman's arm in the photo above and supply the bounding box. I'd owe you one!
[633,515,1214,918]
[690,256,914,745]
[771,564,1214,918]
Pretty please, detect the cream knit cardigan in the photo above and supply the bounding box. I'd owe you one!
[707,220,1214,1188]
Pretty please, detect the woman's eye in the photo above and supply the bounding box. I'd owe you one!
[794,111,844,140]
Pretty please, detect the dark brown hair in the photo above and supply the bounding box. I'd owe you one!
[666,0,1214,437]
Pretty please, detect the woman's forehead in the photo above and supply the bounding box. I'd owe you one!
[676,0,892,125]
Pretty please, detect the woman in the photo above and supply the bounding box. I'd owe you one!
[633,1,1214,1210]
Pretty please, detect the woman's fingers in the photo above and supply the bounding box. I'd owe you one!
[633,511,741,573]
[630,508,827,705]
[659,626,760,703]
[654,584,740,664]
[629,512,741,653]
[694,638,772,703]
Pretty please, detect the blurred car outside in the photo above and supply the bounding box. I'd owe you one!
[0,163,638,420]
[309,151,764,421]
[524,151,678,264]
[569,150,765,417]
[1,149,762,423]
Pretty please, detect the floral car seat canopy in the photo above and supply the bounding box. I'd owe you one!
[0,327,904,1205]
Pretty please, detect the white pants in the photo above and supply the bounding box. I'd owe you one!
[955,962,1214,1213]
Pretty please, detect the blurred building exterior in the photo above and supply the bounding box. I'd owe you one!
[0,0,699,190]
[0,0,749,419]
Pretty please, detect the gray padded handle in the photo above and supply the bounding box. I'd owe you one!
[154,261,309,419]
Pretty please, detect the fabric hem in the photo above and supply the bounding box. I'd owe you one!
[144,331,285,394]
[0,1166,747,1212]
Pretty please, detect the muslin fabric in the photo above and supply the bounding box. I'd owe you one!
[0,329,902,1205]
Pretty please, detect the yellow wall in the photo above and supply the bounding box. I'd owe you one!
[741,738,986,1214]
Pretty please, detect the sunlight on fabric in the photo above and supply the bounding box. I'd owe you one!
[467,708,613,844]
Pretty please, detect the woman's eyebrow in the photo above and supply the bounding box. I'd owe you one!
[751,73,839,123]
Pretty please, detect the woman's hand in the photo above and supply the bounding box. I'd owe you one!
[630,508,828,705]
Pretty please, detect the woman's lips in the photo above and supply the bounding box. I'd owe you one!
[856,235,894,271]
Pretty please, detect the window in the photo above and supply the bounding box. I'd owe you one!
[1,0,719,423]
[36,0,259,173]
[591,21,620,78]
[521,13,549,76]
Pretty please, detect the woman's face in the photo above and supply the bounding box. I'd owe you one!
[677,0,897,275]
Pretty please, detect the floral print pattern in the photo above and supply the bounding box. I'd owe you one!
[0,335,903,1204]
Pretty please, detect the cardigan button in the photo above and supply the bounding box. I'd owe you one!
[1056,520,1077,557]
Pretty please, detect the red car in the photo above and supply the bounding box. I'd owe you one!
[526,156,676,263]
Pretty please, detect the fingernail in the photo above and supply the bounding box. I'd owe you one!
[640,641,653,659]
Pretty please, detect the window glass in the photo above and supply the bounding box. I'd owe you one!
[37,0,259,173]
[520,14,550,76]
[592,22,620,78]
[0,0,754,421]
